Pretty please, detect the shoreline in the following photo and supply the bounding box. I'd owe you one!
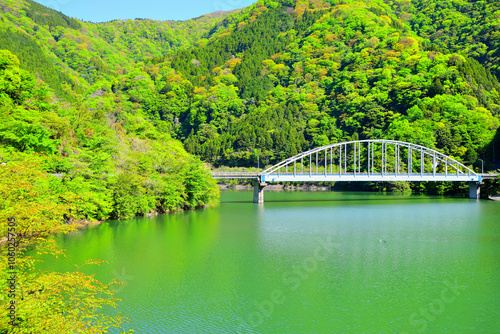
[218,184,500,201]
[0,203,219,246]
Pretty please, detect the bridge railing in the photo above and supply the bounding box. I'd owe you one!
[211,172,260,179]
[264,172,471,177]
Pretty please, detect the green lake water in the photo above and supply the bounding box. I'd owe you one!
[40,191,500,333]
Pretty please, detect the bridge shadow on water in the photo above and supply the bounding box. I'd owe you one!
[221,196,457,204]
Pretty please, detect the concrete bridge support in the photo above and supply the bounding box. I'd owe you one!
[252,181,267,204]
[468,182,481,199]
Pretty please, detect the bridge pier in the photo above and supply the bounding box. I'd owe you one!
[468,182,481,199]
[252,180,267,204]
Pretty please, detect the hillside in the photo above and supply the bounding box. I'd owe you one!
[0,0,240,97]
[388,0,500,80]
[157,0,500,173]
[0,0,499,184]
[0,0,224,219]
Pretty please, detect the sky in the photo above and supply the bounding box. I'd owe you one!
[35,0,256,22]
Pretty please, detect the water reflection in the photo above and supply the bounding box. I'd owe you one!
[39,191,500,333]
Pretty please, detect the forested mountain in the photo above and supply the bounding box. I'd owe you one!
[0,0,223,221]
[388,0,500,80]
[1,0,500,175]
[159,0,500,171]
[0,0,237,98]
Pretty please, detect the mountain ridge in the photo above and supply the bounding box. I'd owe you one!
[0,0,246,97]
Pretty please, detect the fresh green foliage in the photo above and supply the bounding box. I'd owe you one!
[0,157,128,333]
[388,0,500,80]
[1,0,498,179]
[0,0,237,95]
[150,0,500,171]
[0,49,220,219]
[24,0,81,29]
[0,47,218,332]
[0,27,77,99]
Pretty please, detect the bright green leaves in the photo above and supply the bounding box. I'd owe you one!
[109,171,152,219]
[0,50,35,105]
[0,114,57,154]
[0,49,20,70]
[394,0,500,80]
[108,154,220,220]
[0,157,74,243]
[182,158,220,208]
[0,51,59,154]
[0,44,220,221]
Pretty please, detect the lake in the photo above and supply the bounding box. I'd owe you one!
[40,191,500,333]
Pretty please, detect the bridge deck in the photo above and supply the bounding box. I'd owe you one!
[212,172,259,180]
[481,173,499,180]
[262,173,481,182]
[211,172,491,182]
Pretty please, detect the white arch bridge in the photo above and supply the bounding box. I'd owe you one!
[212,140,497,203]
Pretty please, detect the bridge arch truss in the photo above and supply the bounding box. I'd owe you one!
[260,140,480,183]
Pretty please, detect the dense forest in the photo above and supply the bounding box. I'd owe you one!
[0,47,219,332]
[1,0,499,171]
[0,0,223,331]
[164,0,500,170]
[1,0,500,331]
